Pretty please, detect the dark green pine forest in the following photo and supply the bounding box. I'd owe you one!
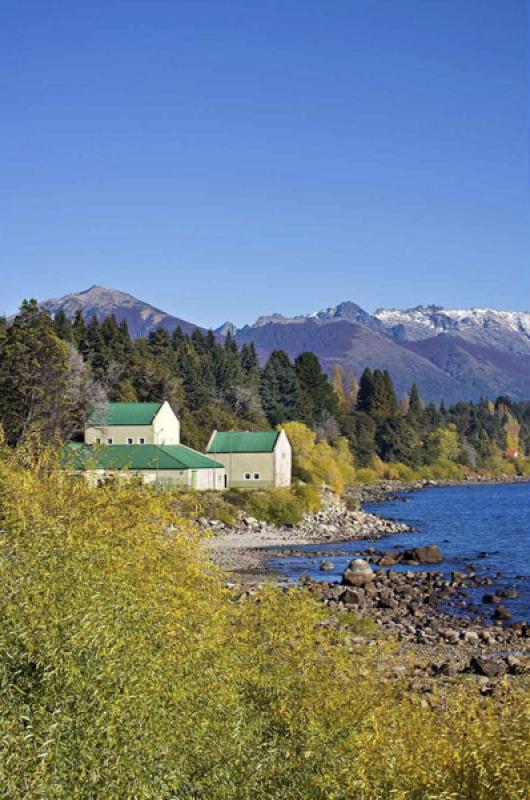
[1,300,530,479]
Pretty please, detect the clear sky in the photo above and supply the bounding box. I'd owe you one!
[1,0,528,327]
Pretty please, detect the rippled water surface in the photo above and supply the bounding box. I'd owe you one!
[266,483,530,622]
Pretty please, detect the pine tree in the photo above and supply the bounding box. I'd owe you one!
[408,384,423,418]
[240,342,259,373]
[354,412,376,467]
[295,352,338,425]
[53,309,74,342]
[259,351,300,426]
[357,368,374,414]
[382,370,398,416]
[72,310,89,356]
[0,300,71,444]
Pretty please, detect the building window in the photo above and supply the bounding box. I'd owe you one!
[107,438,113,445]
[138,438,145,445]
[127,438,133,445]
[95,437,102,444]
[253,473,260,480]
[244,472,252,480]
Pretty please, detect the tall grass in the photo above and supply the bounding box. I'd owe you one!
[0,441,529,798]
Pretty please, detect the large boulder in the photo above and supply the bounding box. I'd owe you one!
[401,545,443,564]
[342,559,374,587]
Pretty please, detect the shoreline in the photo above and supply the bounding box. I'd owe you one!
[348,473,530,505]
[207,478,530,685]
[208,475,530,581]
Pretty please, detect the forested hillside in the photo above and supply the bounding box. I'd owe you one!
[1,300,530,479]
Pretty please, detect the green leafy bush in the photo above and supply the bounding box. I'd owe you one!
[245,487,307,526]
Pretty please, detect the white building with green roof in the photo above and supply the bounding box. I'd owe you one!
[85,401,180,446]
[206,430,291,489]
[65,442,225,490]
[70,402,225,490]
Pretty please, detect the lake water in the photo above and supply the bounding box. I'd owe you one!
[266,483,530,622]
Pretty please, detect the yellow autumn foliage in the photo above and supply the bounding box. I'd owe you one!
[281,421,356,492]
[0,440,529,798]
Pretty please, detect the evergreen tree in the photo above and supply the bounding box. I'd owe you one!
[72,310,89,357]
[375,417,417,464]
[354,412,376,467]
[406,383,425,428]
[53,309,74,342]
[240,342,259,374]
[294,352,338,425]
[382,370,398,416]
[0,300,71,444]
[357,368,375,414]
[259,351,300,426]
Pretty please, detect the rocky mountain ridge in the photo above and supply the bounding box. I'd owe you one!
[39,286,530,403]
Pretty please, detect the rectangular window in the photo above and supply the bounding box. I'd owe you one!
[95,437,101,444]
[127,438,133,445]
[253,473,260,480]
[244,473,252,480]
[107,438,113,445]
[138,438,145,445]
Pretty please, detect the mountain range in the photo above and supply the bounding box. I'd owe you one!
[41,286,530,405]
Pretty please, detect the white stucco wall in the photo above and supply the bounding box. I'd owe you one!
[273,429,292,487]
[82,466,226,490]
[153,401,180,444]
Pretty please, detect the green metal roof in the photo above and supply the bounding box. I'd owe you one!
[63,443,224,471]
[207,430,279,454]
[88,402,163,426]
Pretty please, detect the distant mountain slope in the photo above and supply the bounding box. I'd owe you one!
[38,286,530,403]
[42,285,202,338]
[403,335,530,401]
[236,319,464,404]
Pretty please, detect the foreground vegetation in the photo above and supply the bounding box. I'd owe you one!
[1,440,529,799]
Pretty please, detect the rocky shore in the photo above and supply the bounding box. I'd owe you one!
[206,492,412,576]
[207,482,530,691]
[231,556,529,693]
[347,474,530,505]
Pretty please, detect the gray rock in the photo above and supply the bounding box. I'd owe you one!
[342,559,374,587]
[340,588,365,606]
[402,545,443,564]
[493,605,513,622]
[469,656,507,678]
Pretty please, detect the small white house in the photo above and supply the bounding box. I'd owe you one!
[66,401,225,489]
[206,429,291,489]
[85,401,180,446]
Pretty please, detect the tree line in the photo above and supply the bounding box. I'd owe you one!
[1,300,529,476]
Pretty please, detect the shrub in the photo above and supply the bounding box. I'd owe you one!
[1,443,529,799]
[281,421,356,492]
[291,483,322,513]
[355,467,380,483]
[246,487,306,526]
[171,490,239,525]
[417,459,465,481]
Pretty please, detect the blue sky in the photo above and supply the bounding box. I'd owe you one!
[1,0,528,327]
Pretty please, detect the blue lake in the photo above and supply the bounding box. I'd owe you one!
[266,483,530,622]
